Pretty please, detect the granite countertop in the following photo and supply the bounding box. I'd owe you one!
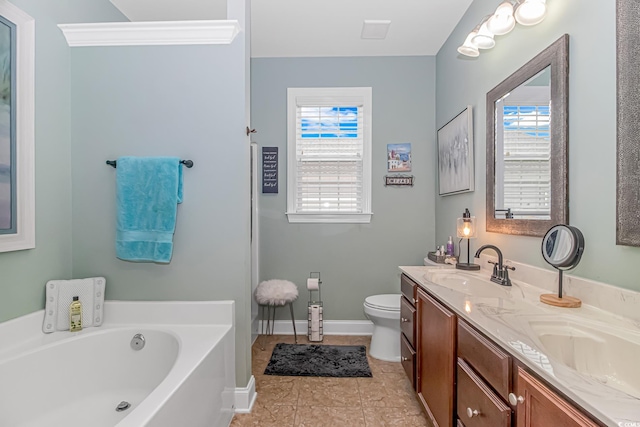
[399,264,640,427]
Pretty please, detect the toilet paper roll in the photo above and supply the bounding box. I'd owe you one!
[307,278,319,290]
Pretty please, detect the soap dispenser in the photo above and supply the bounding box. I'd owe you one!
[69,296,82,332]
[446,236,454,256]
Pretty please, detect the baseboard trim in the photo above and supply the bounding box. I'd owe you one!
[256,320,373,336]
[234,375,256,413]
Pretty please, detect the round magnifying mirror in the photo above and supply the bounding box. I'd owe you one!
[541,225,584,270]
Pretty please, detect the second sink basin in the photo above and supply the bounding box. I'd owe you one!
[529,318,640,399]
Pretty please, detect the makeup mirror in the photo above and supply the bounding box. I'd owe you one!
[486,34,569,236]
[540,224,585,308]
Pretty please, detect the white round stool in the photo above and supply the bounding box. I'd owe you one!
[255,280,299,344]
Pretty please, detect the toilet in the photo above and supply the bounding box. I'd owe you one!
[363,294,401,362]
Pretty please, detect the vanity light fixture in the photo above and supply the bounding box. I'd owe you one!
[456,208,481,271]
[457,0,548,57]
[514,0,547,26]
[471,17,496,49]
[457,30,480,57]
[487,2,516,35]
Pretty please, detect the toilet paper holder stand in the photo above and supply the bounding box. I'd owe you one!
[307,272,323,342]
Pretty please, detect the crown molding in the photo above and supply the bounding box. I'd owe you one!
[58,20,240,47]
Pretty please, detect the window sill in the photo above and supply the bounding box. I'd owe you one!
[286,213,373,224]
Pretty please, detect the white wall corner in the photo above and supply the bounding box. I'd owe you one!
[58,20,240,47]
[234,375,256,413]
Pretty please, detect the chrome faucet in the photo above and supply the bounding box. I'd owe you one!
[474,244,515,286]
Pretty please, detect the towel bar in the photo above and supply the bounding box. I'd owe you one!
[106,159,194,168]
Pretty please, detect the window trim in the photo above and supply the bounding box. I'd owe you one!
[286,87,372,224]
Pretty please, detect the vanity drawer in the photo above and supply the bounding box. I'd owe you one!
[400,296,416,346]
[401,274,417,305]
[401,334,416,389]
[458,319,511,400]
[457,358,511,427]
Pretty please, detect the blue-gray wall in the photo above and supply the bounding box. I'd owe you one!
[0,0,125,323]
[251,56,436,321]
[435,1,639,290]
[69,42,252,385]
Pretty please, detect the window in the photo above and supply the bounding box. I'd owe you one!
[286,87,372,223]
[496,102,551,219]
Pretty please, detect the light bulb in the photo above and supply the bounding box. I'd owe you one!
[457,31,480,57]
[487,2,516,35]
[515,0,547,26]
[463,226,471,236]
[471,21,495,49]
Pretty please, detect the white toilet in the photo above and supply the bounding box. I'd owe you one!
[363,294,401,362]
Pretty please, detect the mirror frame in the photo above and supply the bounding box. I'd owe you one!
[486,34,569,237]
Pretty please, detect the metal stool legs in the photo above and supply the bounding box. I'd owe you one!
[259,303,297,350]
[289,302,297,343]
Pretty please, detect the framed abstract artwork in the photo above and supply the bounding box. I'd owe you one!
[0,1,34,252]
[437,106,475,196]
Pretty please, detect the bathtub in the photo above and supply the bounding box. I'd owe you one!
[0,300,236,427]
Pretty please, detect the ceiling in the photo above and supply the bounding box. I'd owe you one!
[109,0,474,58]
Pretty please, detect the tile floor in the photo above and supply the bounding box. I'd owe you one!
[230,334,430,427]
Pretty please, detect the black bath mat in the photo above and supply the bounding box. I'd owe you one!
[264,343,372,378]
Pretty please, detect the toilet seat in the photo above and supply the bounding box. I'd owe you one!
[364,294,400,311]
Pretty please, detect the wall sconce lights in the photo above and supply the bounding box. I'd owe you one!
[458,0,547,57]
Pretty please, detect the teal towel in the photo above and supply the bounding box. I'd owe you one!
[116,156,183,263]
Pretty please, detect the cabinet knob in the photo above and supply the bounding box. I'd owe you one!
[508,393,525,406]
[413,298,417,304]
[466,408,480,418]
[401,356,409,361]
[401,317,409,323]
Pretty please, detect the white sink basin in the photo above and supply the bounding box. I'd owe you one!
[423,270,515,299]
[529,319,640,399]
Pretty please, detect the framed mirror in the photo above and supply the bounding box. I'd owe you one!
[486,34,569,237]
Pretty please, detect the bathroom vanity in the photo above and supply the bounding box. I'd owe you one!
[399,263,640,427]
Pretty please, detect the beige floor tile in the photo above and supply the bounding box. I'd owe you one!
[294,406,366,427]
[297,377,362,407]
[362,406,430,427]
[254,375,302,406]
[366,356,405,376]
[230,402,296,427]
[357,373,419,408]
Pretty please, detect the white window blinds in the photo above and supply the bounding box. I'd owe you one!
[287,88,372,224]
[501,104,551,218]
[295,106,363,213]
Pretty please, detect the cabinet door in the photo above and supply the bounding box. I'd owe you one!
[417,288,457,427]
[515,367,599,427]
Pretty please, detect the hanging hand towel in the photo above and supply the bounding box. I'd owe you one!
[116,156,183,263]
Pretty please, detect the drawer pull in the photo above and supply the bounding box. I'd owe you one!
[508,393,525,406]
[466,408,480,418]
[401,317,410,323]
[401,356,409,361]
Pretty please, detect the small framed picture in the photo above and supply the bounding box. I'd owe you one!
[437,106,474,196]
[387,143,412,172]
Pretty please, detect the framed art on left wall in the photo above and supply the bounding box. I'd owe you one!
[0,0,34,252]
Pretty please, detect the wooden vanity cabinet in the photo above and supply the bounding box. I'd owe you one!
[400,273,604,427]
[400,274,417,389]
[416,286,457,427]
[514,367,600,427]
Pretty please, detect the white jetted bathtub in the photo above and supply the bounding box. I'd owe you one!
[0,301,236,427]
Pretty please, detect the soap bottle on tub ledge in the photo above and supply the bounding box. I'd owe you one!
[69,296,82,332]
